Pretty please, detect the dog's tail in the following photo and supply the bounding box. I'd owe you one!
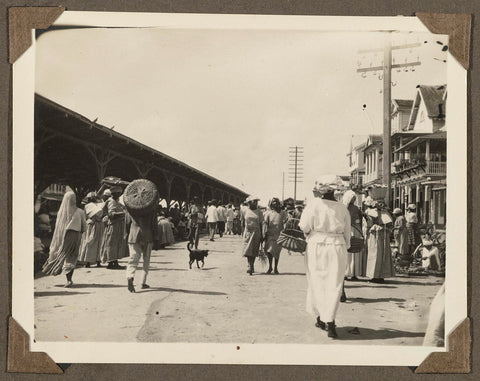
[187,242,193,252]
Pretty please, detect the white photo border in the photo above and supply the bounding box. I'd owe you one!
[12,11,467,366]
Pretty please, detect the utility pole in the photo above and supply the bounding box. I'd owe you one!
[357,38,421,208]
[288,146,304,201]
[282,171,285,201]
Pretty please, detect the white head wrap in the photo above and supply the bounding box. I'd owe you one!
[342,190,357,206]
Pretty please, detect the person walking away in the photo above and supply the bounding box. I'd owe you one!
[206,200,218,241]
[216,203,227,237]
[342,190,366,280]
[392,208,409,267]
[406,204,420,255]
[365,199,395,283]
[42,191,86,287]
[263,197,286,274]
[101,186,128,269]
[125,208,159,293]
[299,176,351,338]
[78,192,105,268]
[242,196,264,275]
[225,204,235,235]
[187,197,203,249]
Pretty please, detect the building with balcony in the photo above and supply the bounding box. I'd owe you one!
[362,134,383,187]
[391,85,446,229]
[346,138,367,190]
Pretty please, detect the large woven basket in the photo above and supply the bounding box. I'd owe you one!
[277,229,307,253]
[123,179,159,217]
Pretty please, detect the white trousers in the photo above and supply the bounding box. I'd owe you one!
[305,242,347,322]
[126,242,152,284]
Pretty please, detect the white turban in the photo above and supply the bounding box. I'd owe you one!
[342,190,357,206]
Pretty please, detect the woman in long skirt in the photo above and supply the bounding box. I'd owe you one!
[393,208,409,264]
[342,190,366,280]
[100,186,128,269]
[365,200,395,283]
[78,192,105,267]
[42,191,86,287]
[299,176,351,338]
[263,197,287,274]
[242,196,264,275]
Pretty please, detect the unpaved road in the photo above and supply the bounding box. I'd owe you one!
[35,234,443,345]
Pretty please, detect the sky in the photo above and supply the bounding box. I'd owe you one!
[35,27,447,204]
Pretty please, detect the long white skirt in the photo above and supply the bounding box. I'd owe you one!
[305,242,348,322]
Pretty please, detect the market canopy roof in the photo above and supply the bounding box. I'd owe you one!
[35,94,248,204]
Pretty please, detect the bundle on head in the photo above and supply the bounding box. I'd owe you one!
[123,179,159,217]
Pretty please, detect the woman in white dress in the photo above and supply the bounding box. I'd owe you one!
[299,176,351,338]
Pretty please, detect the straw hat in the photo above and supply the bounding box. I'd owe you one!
[407,203,416,211]
[393,208,403,215]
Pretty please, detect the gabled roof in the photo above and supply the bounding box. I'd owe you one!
[363,134,383,151]
[392,99,414,110]
[407,85,446,130]
[419,85,446,118]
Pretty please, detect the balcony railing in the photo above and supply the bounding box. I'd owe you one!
[392,159,446,176]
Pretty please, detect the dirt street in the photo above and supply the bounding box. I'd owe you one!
[34,234,443,345]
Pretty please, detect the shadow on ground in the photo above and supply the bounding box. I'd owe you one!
[139,287,227,296]
[336,326,425,341]
[347,297,406,304]
[35,291,91,297]
[53,283,126,289]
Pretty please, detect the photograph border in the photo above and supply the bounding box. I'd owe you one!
[0,2,476,378]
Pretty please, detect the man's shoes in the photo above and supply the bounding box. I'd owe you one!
[266,268,272,274]
[327,322,338,338]
[127,278,135,293]
[141,283,150,289]
[315,316,326,330]
[64,280,73,288]
[274,269,279,275]
[340,291,347,303]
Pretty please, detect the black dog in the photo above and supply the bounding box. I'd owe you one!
[187,242,209,269]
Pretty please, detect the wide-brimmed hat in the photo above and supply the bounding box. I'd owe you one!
[393,208,403,215]
[103,189,112,197]
[407,203,416,211]
[245,195,260,204]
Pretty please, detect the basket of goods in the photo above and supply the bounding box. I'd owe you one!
[348,225,364,253]
[277,221,307,253]
[123,179,159,217]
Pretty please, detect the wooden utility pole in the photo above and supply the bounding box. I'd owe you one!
[383,37,392,207]
[357,38,421,209]
[288,146,303,201]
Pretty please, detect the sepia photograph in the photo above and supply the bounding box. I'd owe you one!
[11,12,467,366]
